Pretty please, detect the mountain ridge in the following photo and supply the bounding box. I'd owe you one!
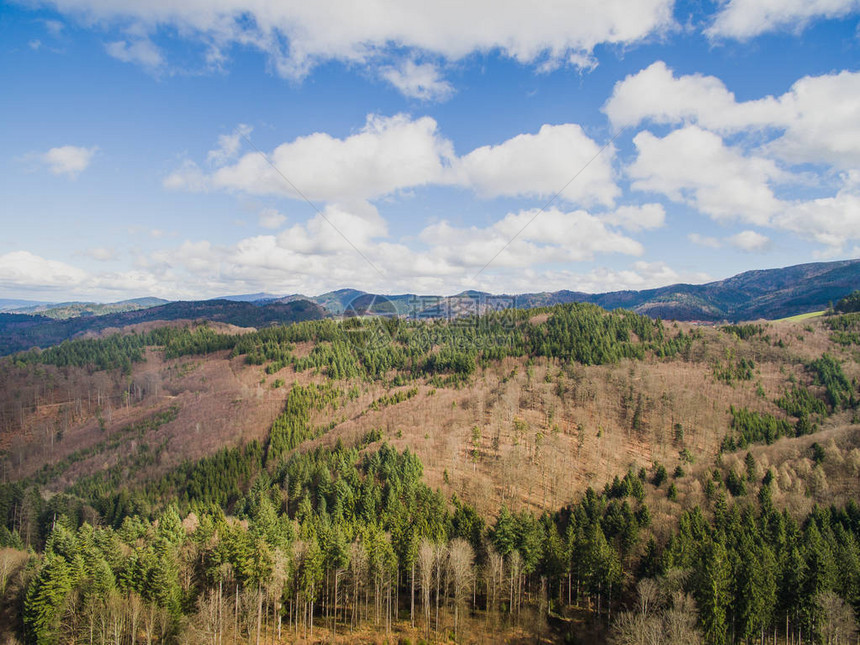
[299,258,860,321]
[1,258,858,355]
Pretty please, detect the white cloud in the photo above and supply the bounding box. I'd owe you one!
[728,230,771,252]
[83,247,117,261]
[708,0,860,40]
[603,203,666,232]
[604,61,782,131]
[258,208,287,229]
[629,127,860,253]
[629,126,784,225]
[163,159,210,192]
[167,116,619,207]
[278,201,389,255]
[763,71,860,167]
[605,62,860,168]
[42,0,674,91]
[206,114,455,202]
[208,124,253,165]
[105,38,165,71]
[134,199,650,298]
[688,233,722,249]
[775,178,860,250]
[29,39,42,50]
[489,261,708,295]
[381,60,453,101]
[456,123,618,206]
[37,145,98,178]
[420,207,642,269]
[0,251,87,290]
[611,65,860,253]
[44,19,64,37]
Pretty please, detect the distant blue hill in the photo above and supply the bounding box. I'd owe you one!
[0,298,52,311]
[1,259,858,355]
[215,293,282,303]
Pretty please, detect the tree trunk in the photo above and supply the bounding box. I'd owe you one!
[333,570,338,637]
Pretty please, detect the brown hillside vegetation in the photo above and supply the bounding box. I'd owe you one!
[1,305,860,645]
[2,313,857,524]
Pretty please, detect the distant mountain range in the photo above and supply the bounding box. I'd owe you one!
[0,297,169,318]
[296,259,860,321]
[0,259,858,355]
[0,299,325,356]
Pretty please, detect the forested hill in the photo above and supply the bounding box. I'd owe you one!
[1,301,859,643]
[0,299,325,355]
[1,259,857,356]
[582,258,860,321]
[339,258,860,322]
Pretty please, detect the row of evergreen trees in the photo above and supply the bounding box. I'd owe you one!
[9,303,694,381]
[4,434,859,644]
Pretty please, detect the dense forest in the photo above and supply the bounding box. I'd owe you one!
[0,303,858,644]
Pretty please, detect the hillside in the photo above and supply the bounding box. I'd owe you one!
[1,259,857,359]
[0,298,325,355]
[4,297,170,319]
[319,259,860,322]
[0,301,858,643]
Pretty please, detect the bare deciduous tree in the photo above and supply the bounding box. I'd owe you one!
[485,546,504,616]
[819,590,858,645]
[417,539,435,640]
[447,538,475,641]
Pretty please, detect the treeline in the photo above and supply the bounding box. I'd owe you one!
[835,290,860,314]
[3,439,858,644]
[655,491,860,645]
[2,439,652,644]
[8,304,695,384]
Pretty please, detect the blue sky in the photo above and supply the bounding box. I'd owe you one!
[1,0,859,301]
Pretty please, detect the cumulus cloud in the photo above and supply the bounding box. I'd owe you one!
[630,128,860,252]
[154,116,639,294]
[208,124,253,165]
[36,145,98,178]
[83,247,117,261]
[380,60,453,101]
[774,178,860,250]
[258,208,287,229]
[456,123,618,206]
[688,233,722,249]
[42,0,675,88]
[105,38,165,71]
[420,208,643,269]
[728,230,771,252]
[163,159,209,192]
[605,62,860,168]
[708,0,860,40]
[610,64,860,253]
[629,126,784,225]
[201,114,455,202]
[602,203,666,232]
[481,261,709,296]
[132,200,652,297]
[0,251,87,290]
[166,115,619,207]
[604,61,781,131]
